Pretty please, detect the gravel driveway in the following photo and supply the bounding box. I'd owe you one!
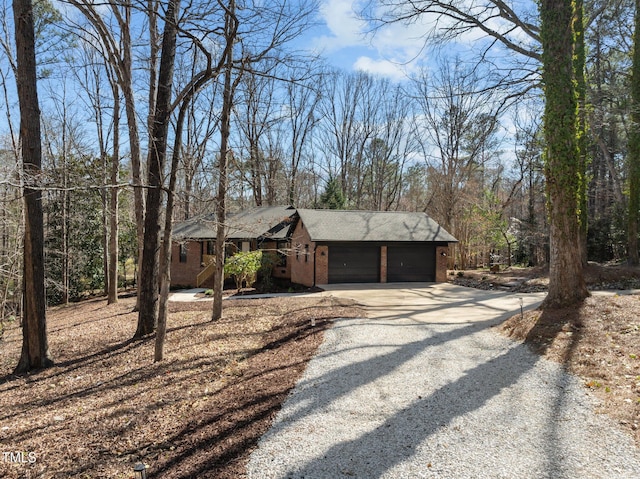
[247,284,640,478]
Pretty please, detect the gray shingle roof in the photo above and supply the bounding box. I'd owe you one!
[296,209,457,243]
[172,206,296,241]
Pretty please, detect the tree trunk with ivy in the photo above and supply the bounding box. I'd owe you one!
[539,0,589,308]
[629,0,640,266]
[574,0,589,266]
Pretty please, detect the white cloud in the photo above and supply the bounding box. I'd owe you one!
[353,56,411,81]
[314,0,367,52]
[313,0,537,82]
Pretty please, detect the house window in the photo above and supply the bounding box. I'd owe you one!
[276,240,288,267]
[207,241,215,255]
[305,244,309,263]
[179,244,188,263]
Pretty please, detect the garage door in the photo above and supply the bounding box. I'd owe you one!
[387,244,435,282]
[328,244,379,283]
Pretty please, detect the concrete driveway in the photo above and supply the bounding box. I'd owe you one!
[318,282,545,324]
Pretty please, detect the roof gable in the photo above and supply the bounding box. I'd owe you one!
[172,206,296,241]
[296,209,457,243]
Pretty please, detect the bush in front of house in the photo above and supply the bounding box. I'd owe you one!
[224,251,264,290]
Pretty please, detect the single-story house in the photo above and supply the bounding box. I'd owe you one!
[170,206,457,288]
[170,205,297,288]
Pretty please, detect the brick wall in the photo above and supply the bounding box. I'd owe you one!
[315,245,328,284]
[171,241,209,288]
[380,246,388,283]
[436,245,450,282]
[290,221,316,287]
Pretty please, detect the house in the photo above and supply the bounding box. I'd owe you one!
[170,206,457,288]
[170,205,297,288]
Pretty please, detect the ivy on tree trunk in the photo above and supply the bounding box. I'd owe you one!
[628,0,640,265]
[539,0,590,307]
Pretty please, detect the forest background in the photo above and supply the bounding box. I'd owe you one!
[0,0,638,357]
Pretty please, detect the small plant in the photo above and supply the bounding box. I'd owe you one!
[630,354,637,360]
[204,289,213,296]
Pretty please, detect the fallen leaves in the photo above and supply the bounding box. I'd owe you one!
[0,295,365,478]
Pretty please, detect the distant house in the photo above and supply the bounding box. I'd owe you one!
[170,206,457,288]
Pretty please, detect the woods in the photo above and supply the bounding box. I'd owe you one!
[1,0,639,370]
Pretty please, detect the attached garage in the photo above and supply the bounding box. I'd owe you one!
[290,209,458,287]
[328,243,379,283]
[387,244,435,282]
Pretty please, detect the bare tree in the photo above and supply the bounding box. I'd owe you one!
[65,0,146,308]
[136,0,181,337]
[13,0,53,372]
[411,60,501,232]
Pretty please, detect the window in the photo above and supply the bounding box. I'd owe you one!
[179,244,188,263]
[206,241,215,255]
[305,244,309,263]
[276,241,288,267]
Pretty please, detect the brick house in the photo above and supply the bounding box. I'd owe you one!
[170,206,457,288]
[170,206,297,288]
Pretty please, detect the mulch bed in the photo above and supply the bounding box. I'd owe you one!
[0,296,365,478]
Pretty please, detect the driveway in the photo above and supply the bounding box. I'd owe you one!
[247,283,640,478]
[317,282,544,323]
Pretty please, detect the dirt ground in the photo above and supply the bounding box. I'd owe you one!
[0,296,365,479]
[1,263,640,478]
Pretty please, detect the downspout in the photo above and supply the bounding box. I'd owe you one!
[313,244,317,287]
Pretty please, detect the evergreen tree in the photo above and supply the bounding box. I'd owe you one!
[319,176,346,209]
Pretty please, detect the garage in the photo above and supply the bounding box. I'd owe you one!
[328,243,379,283]
[387,244,435,282]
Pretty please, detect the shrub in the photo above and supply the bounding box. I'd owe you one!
[224,251,263,290]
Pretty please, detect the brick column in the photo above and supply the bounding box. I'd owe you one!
[436,245,449,282]
[380,245,387,283]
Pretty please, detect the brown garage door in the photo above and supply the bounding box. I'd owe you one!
[387,244,435,282]
[328,244,379,283]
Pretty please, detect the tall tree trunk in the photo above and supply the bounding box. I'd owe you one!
[539,0,589,308]
[574,0,589,266]
[212,1,238,321]
[13,0,53,373]
[629,0,640,265]
[155,102,189,361]
[135,0,180,338]
[108,82,120,304]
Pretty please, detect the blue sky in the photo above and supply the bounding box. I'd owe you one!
[307,0,540,85]
[305,0,431,81]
